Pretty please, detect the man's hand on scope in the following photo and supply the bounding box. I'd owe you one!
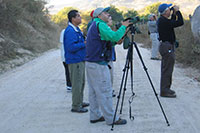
[121,20,132,27]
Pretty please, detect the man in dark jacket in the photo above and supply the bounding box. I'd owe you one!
[157,3,184,98]
[64,10,89,113]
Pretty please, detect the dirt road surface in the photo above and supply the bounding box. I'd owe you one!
[0,46,200,133]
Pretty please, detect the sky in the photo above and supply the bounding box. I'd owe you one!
[45,0,200,15]
[45,0,149,14]
[47,0,81,6]
[46,0,90,14]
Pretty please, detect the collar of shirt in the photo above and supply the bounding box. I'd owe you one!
[94,18,107,24]
[68,22,79,32]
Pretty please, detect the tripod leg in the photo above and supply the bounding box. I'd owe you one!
[133,41,170,126]
[130,52,135,96]
[111,52,130,130]
[120,59,130,114]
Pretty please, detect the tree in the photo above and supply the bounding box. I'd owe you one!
[123,9,138,18]
[144,2,161,15]
[108,5,124,22]
[79,10,92,36]
[51,7,76,29]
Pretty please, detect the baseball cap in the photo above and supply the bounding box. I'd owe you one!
[148,14,155,20]
[93,7,110,18]
[158,3,172,14]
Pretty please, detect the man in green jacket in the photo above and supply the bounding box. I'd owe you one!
[85,7,131,125]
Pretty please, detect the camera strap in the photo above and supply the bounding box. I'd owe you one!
[96,22,112,61]
[107,64,112,69]
[96,22,100,36]
[129,96,135,120]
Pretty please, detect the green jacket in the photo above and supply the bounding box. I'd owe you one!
[94,18,126,43]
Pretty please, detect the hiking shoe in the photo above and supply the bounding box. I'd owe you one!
[160,92,176,98]
[169,89,175,94]
[67,86,72,92]
[90,116,105,123]
[71,107,88,113]
[82,102,89,107]
[150,57,160,60]
[113,118,127,125]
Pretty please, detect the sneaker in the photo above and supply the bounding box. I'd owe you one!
[71,107,88,113]
[66,86,72,92]
[82,102,89,107]
[113,118,127,125]
[90,116,105,123]
[160,92,176,98]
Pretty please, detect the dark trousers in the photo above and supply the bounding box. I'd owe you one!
[159,42,175,93]
[63,62,71,87]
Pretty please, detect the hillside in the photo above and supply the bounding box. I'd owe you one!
[0,0,60,74]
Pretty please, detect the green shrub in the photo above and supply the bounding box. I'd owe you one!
[134,24,151,49]
[175,20,198,67]
[0,0,59,61]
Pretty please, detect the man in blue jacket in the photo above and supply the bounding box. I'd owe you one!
[64,10,89,113]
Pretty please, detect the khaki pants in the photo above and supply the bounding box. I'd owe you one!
[85,62,119,125]
[108,61,114,86]
[68,62,85,109]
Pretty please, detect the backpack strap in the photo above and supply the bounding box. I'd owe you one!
[96,22,100,34]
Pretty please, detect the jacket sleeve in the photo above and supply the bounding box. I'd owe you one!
[98,22,126,42]
[60,29,65,43]
[64,28,85,53]
[148,21,157,28]
[169,11,184,28]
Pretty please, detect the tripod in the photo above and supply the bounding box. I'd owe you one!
[111,25,170,131]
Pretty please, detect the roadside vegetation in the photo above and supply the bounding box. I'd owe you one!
[0,0,59,73]
[0,1,199,80]
[52,2,199,80]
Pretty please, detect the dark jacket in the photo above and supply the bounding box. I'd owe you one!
[85,21,110,62]
[157,11,184,43]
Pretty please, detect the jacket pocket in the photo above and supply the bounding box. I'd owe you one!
[159,42,172,56]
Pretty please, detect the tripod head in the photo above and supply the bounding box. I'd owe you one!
[128,24,141,34]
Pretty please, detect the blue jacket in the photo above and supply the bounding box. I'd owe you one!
[64,23,86,64]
